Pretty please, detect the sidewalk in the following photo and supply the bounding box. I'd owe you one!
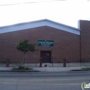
[0,66,82,72]
[33,67,82,72]
[0,62,90,72]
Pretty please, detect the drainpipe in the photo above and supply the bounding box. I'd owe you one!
[80,30,82,65]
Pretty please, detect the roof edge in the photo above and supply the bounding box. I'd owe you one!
[0,19,80,35]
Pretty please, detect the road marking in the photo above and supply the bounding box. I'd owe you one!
[0,77,89,81]
[0,82,81,86]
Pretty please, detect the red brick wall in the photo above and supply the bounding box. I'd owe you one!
[0,26,80,63]
[80,20,90,61]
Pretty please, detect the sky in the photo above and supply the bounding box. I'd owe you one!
[0,0,90,28]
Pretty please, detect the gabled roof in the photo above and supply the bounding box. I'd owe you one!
[0,19,80,35]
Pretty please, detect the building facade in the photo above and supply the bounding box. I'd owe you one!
[80,20,90,62]
[0,19,89,63]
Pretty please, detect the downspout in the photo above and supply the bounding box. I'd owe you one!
[80,30,82,65]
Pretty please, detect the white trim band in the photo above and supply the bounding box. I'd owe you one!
[0,19,80,35]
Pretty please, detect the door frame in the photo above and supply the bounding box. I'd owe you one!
[40,50,51,63]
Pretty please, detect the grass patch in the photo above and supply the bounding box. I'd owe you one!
[82,67,90,71]
[12,65,32,71]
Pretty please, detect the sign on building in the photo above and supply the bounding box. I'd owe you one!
[38,40,54,47]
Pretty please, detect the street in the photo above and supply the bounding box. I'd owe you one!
[0,71,90,90]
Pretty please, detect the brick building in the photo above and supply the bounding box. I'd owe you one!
[0,19,89,63]
[80,20,90,62]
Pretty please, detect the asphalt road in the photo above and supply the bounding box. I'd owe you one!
[0,71,90,90]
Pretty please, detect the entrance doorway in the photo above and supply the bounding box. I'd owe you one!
[40,51,51,63]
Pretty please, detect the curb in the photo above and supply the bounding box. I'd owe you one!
[0,70,85,72]
[0,70,40,72]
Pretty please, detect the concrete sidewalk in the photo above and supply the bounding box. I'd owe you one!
[0,66,82,72]
[0,62,90,72]
[33,67,82,72]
